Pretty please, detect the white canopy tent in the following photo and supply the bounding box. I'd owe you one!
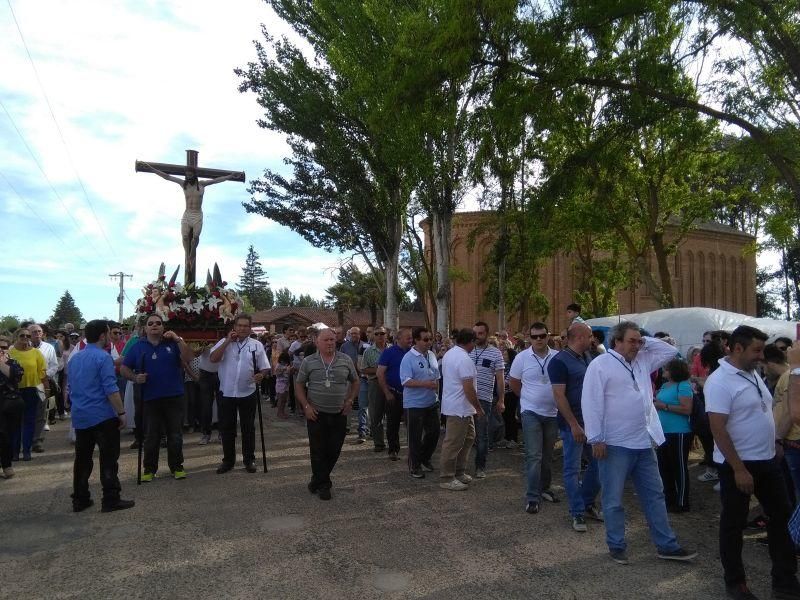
[585,307,798,354]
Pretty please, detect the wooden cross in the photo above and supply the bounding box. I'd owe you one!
[135,149,245,286]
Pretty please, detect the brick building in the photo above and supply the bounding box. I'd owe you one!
[424,211,756,334]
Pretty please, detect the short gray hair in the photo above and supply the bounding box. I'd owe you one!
[610,321,641,342]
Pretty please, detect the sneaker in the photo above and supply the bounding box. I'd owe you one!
[198,434,210,446]
[72,499,94,513]
[713,482,721,492]
[572,514,588,532]
[474,469,486,479]
[410,467,425,479]
[725,583,759,599]
[495,440,509,449]
[356,436,366,444]
[456,473,473,484]
[657,547,697,562]
[772,580,800,600]
[388,451,399,461]
[525,501,540,514]
[585,505,604,522]
[129,440,140,450]
[173,469,188,480]
[140,472,154,483]
[43,423,50,432]
[609,548,629,565]
[101,499,135,513]
[505,440,518,450]
[420,460,435,472]
[541,489,560,503]
[698,468,719,482]
[3,467,14,479]
[319,488,332,500]
[32,444,44,453]
[244,463,257,473]
[440,479,469,491]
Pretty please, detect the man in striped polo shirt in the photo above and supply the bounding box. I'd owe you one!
[468,321,505,479]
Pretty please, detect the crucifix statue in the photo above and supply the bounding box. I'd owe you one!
[135,149,245,286]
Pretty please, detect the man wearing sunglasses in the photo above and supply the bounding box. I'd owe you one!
[121,314,193,481]
[509,323,560,514]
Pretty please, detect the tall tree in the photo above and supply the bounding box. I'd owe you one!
[238,245,274,310]
[274,287,295,307]
[326,264,384,326]
[46,291,83,330]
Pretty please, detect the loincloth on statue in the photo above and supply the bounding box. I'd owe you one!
[181,210,203,238]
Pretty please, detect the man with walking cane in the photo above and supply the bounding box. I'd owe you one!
[210,314,269,474]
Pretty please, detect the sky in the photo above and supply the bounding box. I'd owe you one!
[0,0,347,324]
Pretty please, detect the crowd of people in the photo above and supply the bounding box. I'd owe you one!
[2,303,800,599]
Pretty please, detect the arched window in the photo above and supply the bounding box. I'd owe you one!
[687,251,695,305]
[709,252,717,307]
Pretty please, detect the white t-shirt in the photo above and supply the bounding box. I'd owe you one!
[440,345,477,417]
[508,347,559,417]
[705,357,776,464]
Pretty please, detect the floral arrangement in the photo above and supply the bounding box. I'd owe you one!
[135,263,242,327]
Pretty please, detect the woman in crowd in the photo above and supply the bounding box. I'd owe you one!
[54,330,72,419]
[654,358,694,512]
[274,350,292,419]
[8,328,46,461]
[0,335,24,478]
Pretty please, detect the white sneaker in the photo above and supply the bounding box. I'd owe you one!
[474,469,486,479]
[44,423,50,431]
[505,440,518,450]
[697,468,719,482]
[456,473,473,484]
[440,479,469,491]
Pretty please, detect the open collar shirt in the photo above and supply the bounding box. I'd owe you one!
[581,336,678,449]
[210,337,269,398]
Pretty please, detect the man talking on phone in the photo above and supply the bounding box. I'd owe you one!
[210,314,269,474]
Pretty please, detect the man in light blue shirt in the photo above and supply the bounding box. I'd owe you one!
[399,327,440,479]
[68,320,134,514]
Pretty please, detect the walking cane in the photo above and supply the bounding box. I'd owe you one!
[136,354,145,485]
[253,350,268,473]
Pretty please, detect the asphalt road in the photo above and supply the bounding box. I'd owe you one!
[0,404,779,599]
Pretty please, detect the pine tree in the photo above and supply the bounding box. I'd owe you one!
[238,245,274,310]
[47,291,84,330]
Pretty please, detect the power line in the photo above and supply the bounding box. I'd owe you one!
[0,168,92,267]
[6,0,118,257]
[0,99,102,257]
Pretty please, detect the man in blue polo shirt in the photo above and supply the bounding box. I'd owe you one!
[399,327,440,479]
[548,322,602,532]
[121,313,193,481]
[377,328,412,461]
[69,319,134,513]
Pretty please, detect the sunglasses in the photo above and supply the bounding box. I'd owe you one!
[18,334,31,338]
[530,333,548,340]
[374,332,386,336]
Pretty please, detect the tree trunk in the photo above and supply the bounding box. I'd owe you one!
[432,211,451,336]
[383,211,403,332]
[651,232,676,308]
[498,258,506,331]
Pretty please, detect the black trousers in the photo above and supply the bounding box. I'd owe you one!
[406,405,440,470]
[220,393,257,466]
[199,370,221,435]
[386,389,404,454]
[143,396,184,474]
[73,418,121,506]
[503,391,520,442]
[656,432,692,511]
[0,403,23,468]
[307,411,347,491]
[718,458,797,587]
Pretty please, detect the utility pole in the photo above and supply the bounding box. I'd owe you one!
[109,272,133,323]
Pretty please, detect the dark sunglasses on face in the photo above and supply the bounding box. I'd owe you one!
[375,332,386,336]
[530,333,548,340]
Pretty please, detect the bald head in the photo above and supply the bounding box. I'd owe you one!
[566,322,592,354]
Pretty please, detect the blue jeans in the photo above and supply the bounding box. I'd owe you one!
[357,378,369,437]
[521,410,558,503]
[561,426,600,517]
[598,445,681,553]
[783,444,800,502]
[474,400,492,469]
[12,387,40,456]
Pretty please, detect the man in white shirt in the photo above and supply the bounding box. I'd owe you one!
[210,314,269,474]
[706,325,799,600]
[581,321,696,565]
[439,328,482,491]
[509,322,560,514]
[29,323,58,453]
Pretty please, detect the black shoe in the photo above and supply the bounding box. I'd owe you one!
[373,446,385,453]
[725,582,759,599]
[129,440,140,450]
[319,488,332,501]
[421,460,435,472]
[773,580,800,600]
[32,444,44,453]
[216,462,234,475]
[525,501,540,514]
[388,451,399,461]
[657,547,697,561]
[101,499,135,513]
[244,463,257,473]
[410,467,425,479]
[72,499,94,513]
